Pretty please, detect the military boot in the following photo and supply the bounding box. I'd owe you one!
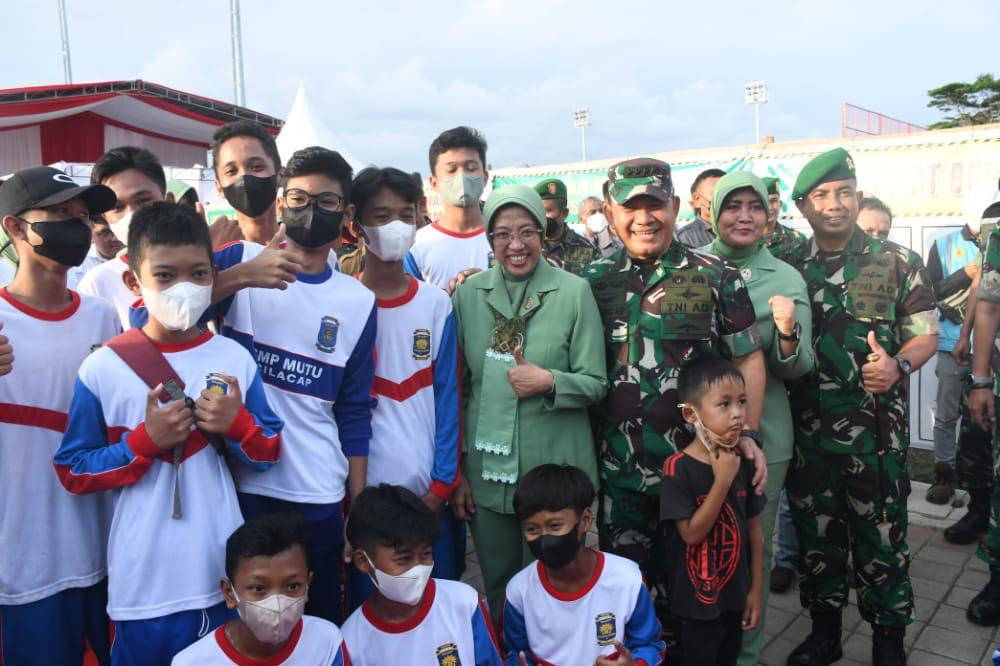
[925,463,956,504]
[786,612,842,666]
[944,488,990,544]
[871,625,906,665]
[968,565,1000,625]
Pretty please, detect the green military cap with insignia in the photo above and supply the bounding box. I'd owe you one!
[761,176,781,195]
[534,178,567,200]
[792,147,857,200]
[605,157,673,204]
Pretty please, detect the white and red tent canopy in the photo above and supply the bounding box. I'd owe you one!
[0,80,282,175]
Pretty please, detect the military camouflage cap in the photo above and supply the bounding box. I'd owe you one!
[482,184,546,235]
[605,157,673,204]
[792,147,856,200]
[534,178,567,200]
[761,176,781,195]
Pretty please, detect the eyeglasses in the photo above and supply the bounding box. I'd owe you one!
[489,228,543,244]
[284,188,344,212]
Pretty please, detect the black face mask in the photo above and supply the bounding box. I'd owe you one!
[281,203,344,248]
[25,218,92,267]
[527,523,583,570]
[222,174,278,217]
[545,216,560,238]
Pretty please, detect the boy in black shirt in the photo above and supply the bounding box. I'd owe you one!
[660,355,765,666]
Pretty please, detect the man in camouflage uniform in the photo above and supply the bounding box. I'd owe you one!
[782,148,939,666]
[761,176,808,263]
[964,201,1000,626]
[534,178,602,275]
[581,157,768,634]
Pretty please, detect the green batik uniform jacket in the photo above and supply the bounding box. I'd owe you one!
[784,228,938,456]
[764,223,808,264]
[545,226,602,275]
[581,240,762,495]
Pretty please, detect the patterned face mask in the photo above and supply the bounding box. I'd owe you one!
[678,403,740,455]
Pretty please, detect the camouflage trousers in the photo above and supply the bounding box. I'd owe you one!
[597,483,670,626]
[956,382,994,491]
[786,445,913,626]
[977,395,1000,567]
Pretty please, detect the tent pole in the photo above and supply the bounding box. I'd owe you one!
[57,0,72,84]
[230,0,246,106]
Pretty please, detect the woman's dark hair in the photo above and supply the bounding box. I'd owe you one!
[126,201,212,273]
[225,512,310,581]
[211,120,281,176]
[346,484,438,553]
[676,354,745,406]
[428,126,487,175]
[350,166,423,222]
[91,146,166,195]
[513,464,594,521]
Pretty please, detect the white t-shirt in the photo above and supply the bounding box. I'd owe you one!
[68,245,112,289]
[76,254,135,329]
[404,223,493,290]
[341,579,502,666]
[172,616,349,665]
[503,551,664,666]
[216,241,377,505]
[0,289,118,606]
[55,331,283,620]
[367,277,459,499]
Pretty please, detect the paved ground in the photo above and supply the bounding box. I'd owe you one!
[459,481,1000,665]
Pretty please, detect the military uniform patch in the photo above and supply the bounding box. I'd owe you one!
[547,181,558,195]
[595,611,617,646]
[413,328,431,360]
[316,316,339,353]
[436,642,461,666]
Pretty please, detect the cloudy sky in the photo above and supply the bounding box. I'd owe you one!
[2,0,995,173]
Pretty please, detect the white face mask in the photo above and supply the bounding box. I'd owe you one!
[363,220,417,262]
[108,211,133,245]
[140,279,212,331]
[231,586,306,646]
[679,403,740,455]
[586,212,609,234]
[365,553,433,606]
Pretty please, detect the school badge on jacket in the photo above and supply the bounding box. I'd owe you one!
[595,612,617,646]
[436,642,461,666]
[413,328,432,360]
[316,315,339,353]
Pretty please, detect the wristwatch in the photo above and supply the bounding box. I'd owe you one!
[740,429,762,448]
[895,357,913,376]
[777,322,801,342]
[971,375,994,390]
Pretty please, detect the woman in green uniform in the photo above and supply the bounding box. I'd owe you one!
[450,184,608,622]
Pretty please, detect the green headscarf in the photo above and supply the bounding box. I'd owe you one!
[482,184,545,236]
[708,171,769,264]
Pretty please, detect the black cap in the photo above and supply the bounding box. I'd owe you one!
[0,166,116,219]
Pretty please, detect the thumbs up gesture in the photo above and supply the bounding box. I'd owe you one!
[242,225,304,291]
[861,331,901,395]
[506,345,555,399]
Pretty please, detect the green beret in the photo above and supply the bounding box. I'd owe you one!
[710,172,769,233]
[534,178,567,200]
[761,177,781,195]
[483,184,546,236]
[605,157,673,204]
[792,148,856,200]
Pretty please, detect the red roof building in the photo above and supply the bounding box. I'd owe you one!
[0,80,283,174]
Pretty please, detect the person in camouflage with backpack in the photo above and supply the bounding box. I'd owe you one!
[580,157,768,638]
[782,148,939,666]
